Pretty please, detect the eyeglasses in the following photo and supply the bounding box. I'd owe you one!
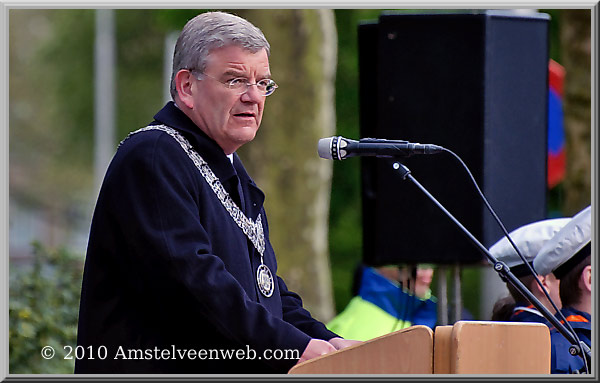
[190,70,279,97]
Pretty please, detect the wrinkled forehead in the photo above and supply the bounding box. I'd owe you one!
[204,45,271,74]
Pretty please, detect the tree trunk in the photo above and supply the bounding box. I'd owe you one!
[560,10,592,215]
[235,9,337,322]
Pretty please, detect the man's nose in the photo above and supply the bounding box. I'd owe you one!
[240,83,263,102]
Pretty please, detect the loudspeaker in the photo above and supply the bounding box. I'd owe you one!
[359,11,549,266]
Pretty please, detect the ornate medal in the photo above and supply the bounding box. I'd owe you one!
[256,263,274,297]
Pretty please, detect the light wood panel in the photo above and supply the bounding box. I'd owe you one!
[288,325,434,374]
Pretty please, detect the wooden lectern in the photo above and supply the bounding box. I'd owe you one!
[288,321,550,374]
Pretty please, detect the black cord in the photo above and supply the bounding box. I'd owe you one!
[441,147,588,373]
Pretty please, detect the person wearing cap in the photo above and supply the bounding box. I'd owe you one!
[326,264,438,341]
[490,218,570,324]
[533,205,591,374]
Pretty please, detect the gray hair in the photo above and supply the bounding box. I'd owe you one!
[169,11,271,100]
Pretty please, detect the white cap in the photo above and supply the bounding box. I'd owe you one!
[489,218,570,276]
[533,205,592,278]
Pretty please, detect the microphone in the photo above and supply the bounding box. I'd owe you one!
[318,136,444,160]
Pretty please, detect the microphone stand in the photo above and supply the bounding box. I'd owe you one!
[392,162,591,368]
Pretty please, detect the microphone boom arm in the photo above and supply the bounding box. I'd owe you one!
[392,162,591,368]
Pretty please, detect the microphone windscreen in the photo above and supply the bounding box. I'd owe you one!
[318,137,334,159]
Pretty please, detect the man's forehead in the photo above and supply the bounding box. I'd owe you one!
[206,45,268,62]
[205,46,270,73]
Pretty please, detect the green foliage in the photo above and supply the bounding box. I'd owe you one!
[541,9,562,62]
[152,8,208,30]
[113,9,186,138]
[9,242,84,374]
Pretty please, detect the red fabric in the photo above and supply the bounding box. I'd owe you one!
[549,59,565,96]
[548,150,566,189]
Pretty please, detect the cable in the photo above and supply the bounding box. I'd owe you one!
[440,147,588,373]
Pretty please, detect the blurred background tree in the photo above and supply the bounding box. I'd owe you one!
[8,8,592,373]
[235,9,338,321]
[560,9,592,215]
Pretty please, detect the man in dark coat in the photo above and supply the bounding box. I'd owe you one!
[76,11,358,374]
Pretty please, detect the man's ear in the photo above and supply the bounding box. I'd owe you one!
[175,69,195,109]
[581,265,592,293]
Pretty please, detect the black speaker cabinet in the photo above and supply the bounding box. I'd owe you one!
[359,11,549,265]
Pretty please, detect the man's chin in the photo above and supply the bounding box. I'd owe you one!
[233,127,258,143]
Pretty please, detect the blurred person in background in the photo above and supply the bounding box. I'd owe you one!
[489,218,570,324]
[327,264,438,341]
[76,11,359,374]
[533,205,591,374]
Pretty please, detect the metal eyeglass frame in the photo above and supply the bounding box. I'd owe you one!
[190,70,278,97]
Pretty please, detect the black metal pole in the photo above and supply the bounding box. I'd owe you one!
[392,162,591,367]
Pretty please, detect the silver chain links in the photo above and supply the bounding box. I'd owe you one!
[120,125,266,257]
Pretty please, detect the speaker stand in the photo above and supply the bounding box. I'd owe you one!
[436,265,448,326]
[451,263,462,323]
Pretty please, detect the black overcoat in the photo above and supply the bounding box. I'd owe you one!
[75,102,338,373]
